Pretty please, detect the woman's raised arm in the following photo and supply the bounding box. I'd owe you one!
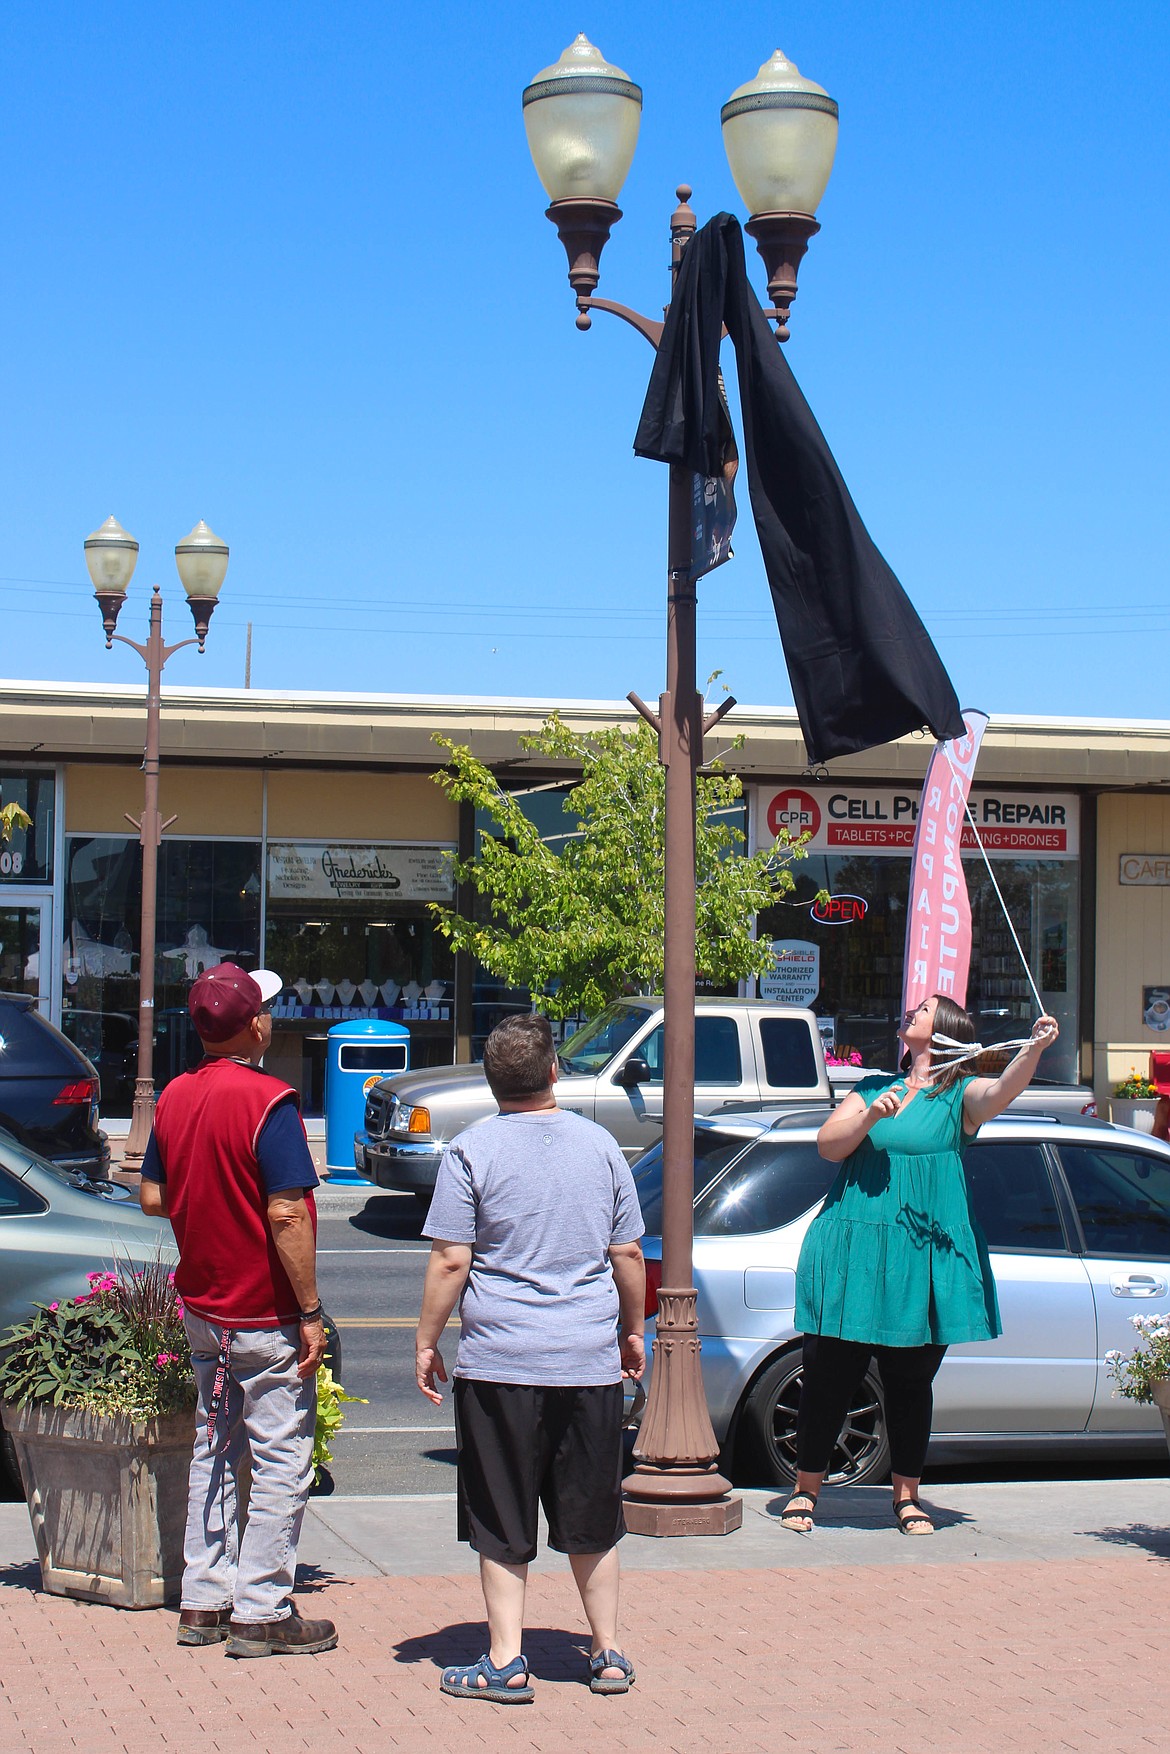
[962,1017,1060,1131]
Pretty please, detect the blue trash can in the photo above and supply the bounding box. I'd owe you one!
[324,1019,411,1182]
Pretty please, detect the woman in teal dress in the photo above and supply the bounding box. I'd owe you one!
[781,993,1059,1537]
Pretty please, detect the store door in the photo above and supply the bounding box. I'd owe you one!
[0,898,53,1013]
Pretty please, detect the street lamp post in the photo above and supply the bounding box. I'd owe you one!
[524,40,838,1535]
[84,516,230,1161]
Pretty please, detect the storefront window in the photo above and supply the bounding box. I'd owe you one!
[0,770,54,885]
[263,842,456,1111]
[61,836,262,1113]
[755,786,1081,1082]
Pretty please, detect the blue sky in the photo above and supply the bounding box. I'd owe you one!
[2,2,1167,724]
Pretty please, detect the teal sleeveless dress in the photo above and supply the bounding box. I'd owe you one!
[795,1074,1001,1348]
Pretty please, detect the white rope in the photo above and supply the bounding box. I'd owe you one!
[943,753,1047,1016]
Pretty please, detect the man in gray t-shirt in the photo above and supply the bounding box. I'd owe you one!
[415,1013,645,1706]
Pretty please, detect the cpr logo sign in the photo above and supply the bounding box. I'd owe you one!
[766,789,821,843]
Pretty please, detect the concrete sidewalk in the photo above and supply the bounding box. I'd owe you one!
[3,1479,1170,1751]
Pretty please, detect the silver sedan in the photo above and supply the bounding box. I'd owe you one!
[633,1110,1170,1485]
[0,1132,176,1490]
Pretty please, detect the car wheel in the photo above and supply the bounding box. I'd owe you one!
[740,1349,891,1488]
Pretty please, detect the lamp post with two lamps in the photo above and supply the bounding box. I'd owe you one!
[522,38,838,1534]
[83,516,230,1162]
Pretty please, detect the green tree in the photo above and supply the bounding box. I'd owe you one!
[429,711,807,1020]
[0,802,31,841]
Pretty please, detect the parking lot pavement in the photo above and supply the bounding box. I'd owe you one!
[2,1532,1169,1751]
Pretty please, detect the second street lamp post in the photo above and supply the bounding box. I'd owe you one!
[84,515,230,1162]
[523,39,838,1535]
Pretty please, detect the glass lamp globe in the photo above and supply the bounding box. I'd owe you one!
[83,516,139,595]
[174,521,229,598]
[721,50,838,217]
[523,35,642,204]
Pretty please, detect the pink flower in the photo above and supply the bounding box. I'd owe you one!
[48,1302,58,1312]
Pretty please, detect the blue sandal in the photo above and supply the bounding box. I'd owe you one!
[439,1652,534,1704]
[589,1649,636,1695]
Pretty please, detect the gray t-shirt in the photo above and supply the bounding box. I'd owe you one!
[423,1107,645,1388]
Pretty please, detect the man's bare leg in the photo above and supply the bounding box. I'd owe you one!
[479,1556,530,1685]
[569,1548,626,1680]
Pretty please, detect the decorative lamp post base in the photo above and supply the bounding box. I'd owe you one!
[122,1079,157,1164]
[622,1493,743,1538]
[622,1285,742,1536]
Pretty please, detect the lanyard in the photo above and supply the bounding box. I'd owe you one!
[205,1327,234,1450]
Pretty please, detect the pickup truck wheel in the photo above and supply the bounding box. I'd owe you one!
[740,1350,890,1489]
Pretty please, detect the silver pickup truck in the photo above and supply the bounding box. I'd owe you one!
[353,996,1097,1198]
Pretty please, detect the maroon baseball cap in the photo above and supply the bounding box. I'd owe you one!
[188,963,283,1043]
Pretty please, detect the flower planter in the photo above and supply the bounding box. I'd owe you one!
[1110,1098,1157,1133]
[1152,1380,1170,1452]
[1,1400,192,1609]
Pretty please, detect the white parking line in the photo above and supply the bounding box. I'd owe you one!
[333,1425,455,1435]
[316,1248,428,1254]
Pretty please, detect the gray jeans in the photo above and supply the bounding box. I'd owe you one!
[181,1313,316,1623]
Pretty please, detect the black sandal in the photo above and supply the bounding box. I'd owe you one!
[779,1491,818,1533]
[894,1498,935,1535]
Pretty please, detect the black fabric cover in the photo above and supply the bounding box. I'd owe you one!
[633,213,965,763]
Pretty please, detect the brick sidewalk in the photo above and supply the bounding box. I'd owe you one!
[2,1554,1168,1753]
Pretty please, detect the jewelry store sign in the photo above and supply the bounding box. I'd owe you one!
[267,842,455,904]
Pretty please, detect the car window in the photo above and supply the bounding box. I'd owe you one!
[962,1142,1067,1252]
[0,1164,47,1216]
[693,1138,838,1236]
[758,1018,820,1089]
[634,1130,758,1234]
[636,1018,742,1086]
[1058,1144,1170,1257]
[559,1004,646,1074]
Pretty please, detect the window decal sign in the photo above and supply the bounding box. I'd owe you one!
[760,940,820,1005]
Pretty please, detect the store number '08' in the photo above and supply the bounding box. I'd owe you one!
[0,851,24,876]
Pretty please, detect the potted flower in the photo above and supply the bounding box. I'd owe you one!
[0,1260,194,1608]
[1107,1315,1170,1450]
[1111,1068,1159,1132]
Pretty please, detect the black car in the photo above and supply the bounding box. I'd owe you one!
[0,994,109,1179]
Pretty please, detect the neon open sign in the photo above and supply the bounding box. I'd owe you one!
[810,894,868,925]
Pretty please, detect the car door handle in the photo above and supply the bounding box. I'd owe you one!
[1109,1273,1168,1297]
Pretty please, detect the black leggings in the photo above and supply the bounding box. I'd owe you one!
[795,1334,947,1480]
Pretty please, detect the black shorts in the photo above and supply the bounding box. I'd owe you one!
[454,1378,626,1565]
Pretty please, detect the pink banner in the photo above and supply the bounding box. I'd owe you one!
[901,710,989,1015]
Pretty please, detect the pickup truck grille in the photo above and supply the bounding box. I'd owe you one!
[364,1088,396,1138]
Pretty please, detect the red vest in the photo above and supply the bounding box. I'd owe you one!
[152,1057,317,1328]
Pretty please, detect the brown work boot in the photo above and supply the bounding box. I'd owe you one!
[177,1607,232,1646]
[225,1610,338,1658]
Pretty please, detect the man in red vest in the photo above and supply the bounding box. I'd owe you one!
[139,962,337,1658]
